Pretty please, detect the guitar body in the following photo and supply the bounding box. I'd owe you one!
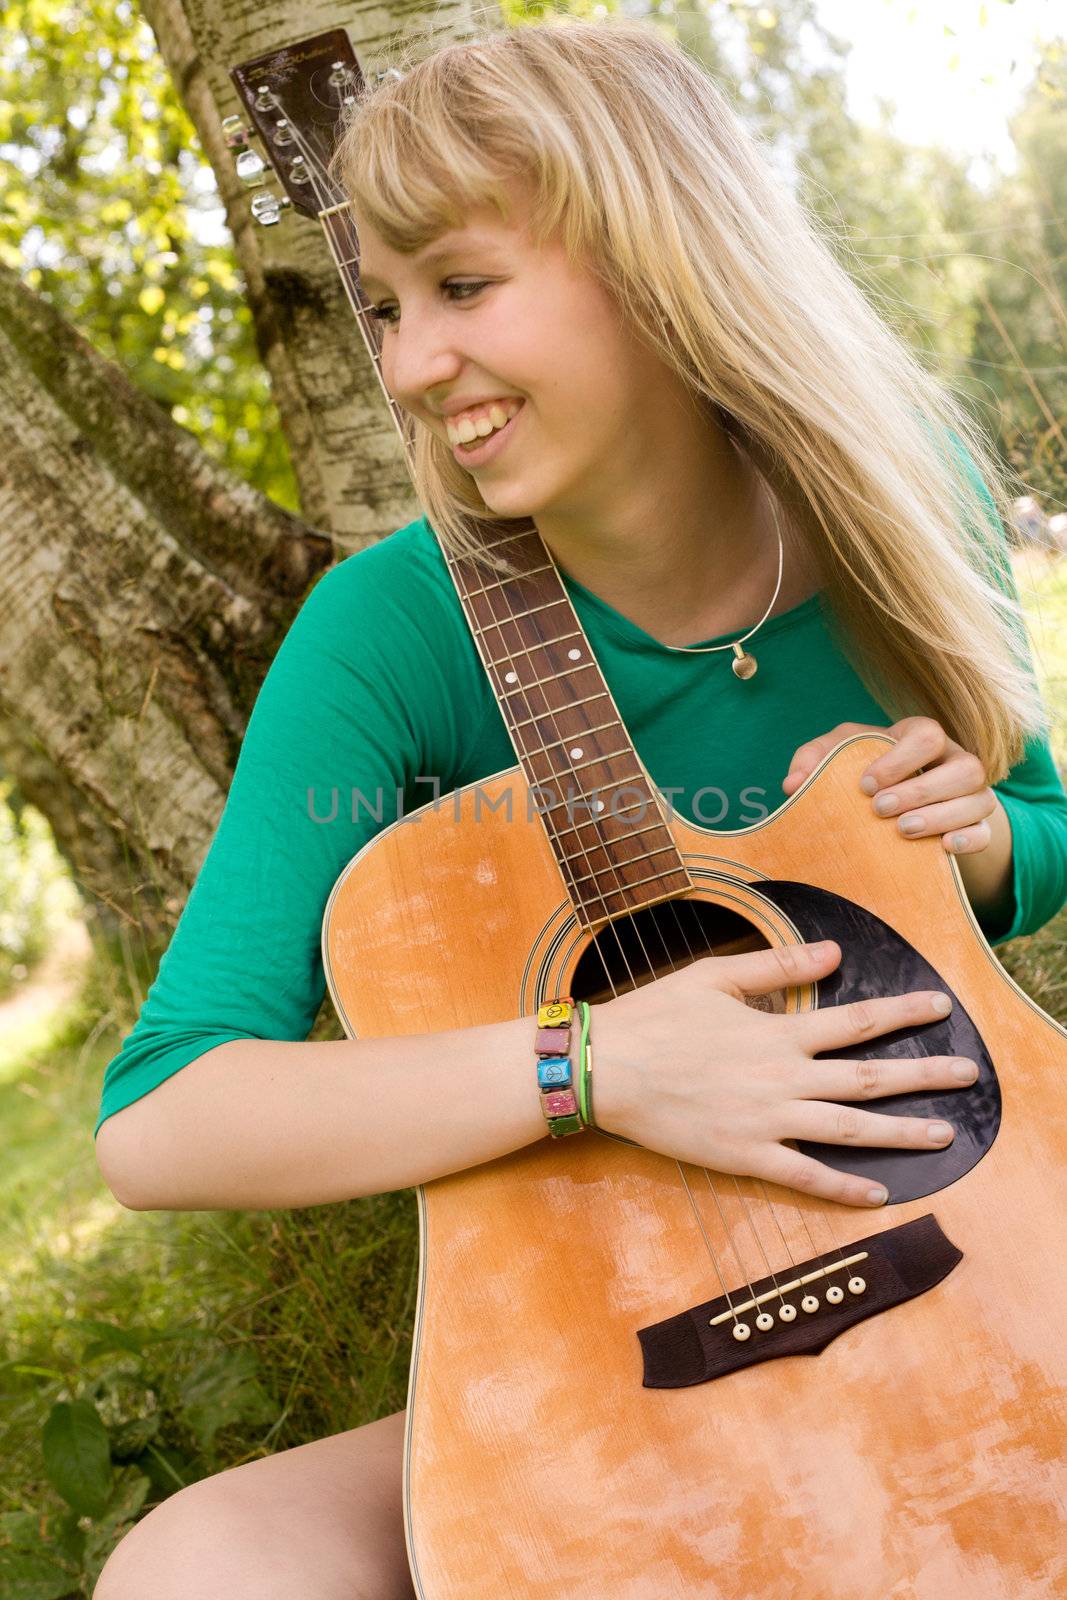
[228,31,1066,1594]
[322,733,1067,1600]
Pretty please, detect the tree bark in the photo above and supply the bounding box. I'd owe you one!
[0,0,491,934]
[0,261,330,935]
[143,0,475,546]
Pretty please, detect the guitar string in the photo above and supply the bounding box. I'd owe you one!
[298,109,847,1312]
[297,109,839,1318]
[474,532,826,1309]
[285,96,850,1323]
[413,575,836,1282]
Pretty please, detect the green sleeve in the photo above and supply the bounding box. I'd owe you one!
[985,737,1067,945]
[94,520,469,1137]
[944,429,1067,945]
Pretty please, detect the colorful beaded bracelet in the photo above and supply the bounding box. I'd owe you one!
[535,996,590,1138]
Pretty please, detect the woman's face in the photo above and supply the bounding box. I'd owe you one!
[354,182,703,533]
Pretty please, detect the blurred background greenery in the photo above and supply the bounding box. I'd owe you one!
[1,0,1065,1593]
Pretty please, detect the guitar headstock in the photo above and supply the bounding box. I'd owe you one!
[228,29,367,226]
[227,29,410,447]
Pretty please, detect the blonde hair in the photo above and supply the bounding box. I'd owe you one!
[333,13,1048,781]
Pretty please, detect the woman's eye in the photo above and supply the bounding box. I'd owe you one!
[367,279,490,326]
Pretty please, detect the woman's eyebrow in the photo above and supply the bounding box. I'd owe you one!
[359,233,501,293]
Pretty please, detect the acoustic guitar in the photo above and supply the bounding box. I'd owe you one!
[231,32,1067,1597]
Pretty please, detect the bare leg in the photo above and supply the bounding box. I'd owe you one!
[94,1405,415,1600]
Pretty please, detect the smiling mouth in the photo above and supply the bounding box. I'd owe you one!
[450,400,525,463]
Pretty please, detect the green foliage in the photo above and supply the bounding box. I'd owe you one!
[0,781,80,1000]
[0,0,297,506]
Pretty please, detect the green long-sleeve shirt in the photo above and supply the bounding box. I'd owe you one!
[95,510,1067,1137]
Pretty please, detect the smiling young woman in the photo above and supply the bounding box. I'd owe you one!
[92,15,1067,1600]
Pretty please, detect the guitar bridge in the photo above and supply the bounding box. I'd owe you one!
[637,1213,962,1387]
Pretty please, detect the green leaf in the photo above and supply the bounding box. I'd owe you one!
[177,1346,276,1453]
[81,1468,152,1578]
[108,1411,160,1460]
[0,1547,79,1600]
[41,1399,113,1517]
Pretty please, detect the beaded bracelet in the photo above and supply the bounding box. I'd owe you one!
[576,1001,594,1128]
[535,996,587,1138]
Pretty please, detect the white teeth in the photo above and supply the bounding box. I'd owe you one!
[445,399,521,447]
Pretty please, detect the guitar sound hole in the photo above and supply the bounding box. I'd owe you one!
[569,895,786,1013]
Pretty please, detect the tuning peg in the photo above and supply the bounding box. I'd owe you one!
[273,118,294,148]
[221,114,252,149]
[287,156,311,187]
[254,84,277,111]
[250,191,291,227]
[329,60,357,90]
[236,149,268,188]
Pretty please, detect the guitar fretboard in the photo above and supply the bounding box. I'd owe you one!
[229,43,693,931]
[443,529,693,930]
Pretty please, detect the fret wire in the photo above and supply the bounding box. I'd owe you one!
[460,564,555,597]
[585,882,693,927]
[447,527,540,553]
[569,849,682,888]
[535,745,637,778]
[483,629,586,669]
[570,865,687,894]
[538,718,621,752]
[510,691,610,730]
[495,662,602,697]
[537,789,653,816]
[471,596,572,631]
[545,817,670,846]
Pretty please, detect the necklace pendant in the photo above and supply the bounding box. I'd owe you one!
[731,643,758,680]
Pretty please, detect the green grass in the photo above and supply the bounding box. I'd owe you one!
[0,933,417,1597]
[1,557,1065,1596]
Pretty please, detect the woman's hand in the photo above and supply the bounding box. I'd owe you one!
[781,715,1002,856]
[591,940,977,1207]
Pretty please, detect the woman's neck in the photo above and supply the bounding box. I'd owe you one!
[536,433,816,648]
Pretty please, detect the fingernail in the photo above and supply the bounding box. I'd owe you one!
[860,776,878,795]
[927,1122,953,1143]
[952,1061,978,1082]
[952,833,968,852]
[867,1186,888,1204]
[811,941,835,956]
[931,993,952,1014]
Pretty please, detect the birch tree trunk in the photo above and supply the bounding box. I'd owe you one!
[0,0,492,938]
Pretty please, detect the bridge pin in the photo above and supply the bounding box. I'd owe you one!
[756,1312,775,1331]
[826,1285,845,1304]
[732,1322,751,1341]
[778,1303,797,1322]
[801,1294,819,1313]
[848,1276,867,1295]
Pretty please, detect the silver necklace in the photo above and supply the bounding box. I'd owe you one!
[656,490,785,679]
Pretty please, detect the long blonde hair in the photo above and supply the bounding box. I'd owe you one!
[333,13,1048,781]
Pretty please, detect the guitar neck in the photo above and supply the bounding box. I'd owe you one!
[231,28,693,929]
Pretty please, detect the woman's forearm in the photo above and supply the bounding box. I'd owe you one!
[94,1019,632,1212]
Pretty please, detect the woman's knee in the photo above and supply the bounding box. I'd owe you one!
[93,1417,413,1600]
[93,1479,243,1599]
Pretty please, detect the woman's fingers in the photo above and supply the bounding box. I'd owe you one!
[753,1145,891,1208]
[707,939,841,1000]
[800,1053,977,1102]
[785,1099,956,1151]
[796,988,953,1055]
